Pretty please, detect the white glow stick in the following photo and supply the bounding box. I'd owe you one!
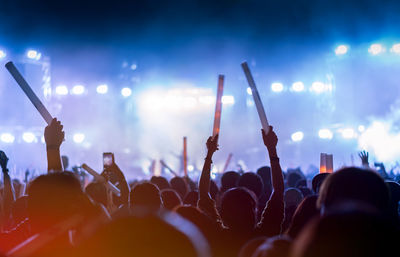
[326,154,333,173]
[81,164,121,196]
[160,160,178,177]
[241,62,270,134]
[320,153,327,173]
[5,62,53,125]
[212,75,224,139]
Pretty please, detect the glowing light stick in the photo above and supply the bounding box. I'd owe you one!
[212,75,224,140]
[222,153,233,173]
[5,62,53,125]
[160,160,179,177]
[326,154,333,173]
[183,137,188,177]
[81,163,121,196]
[320,153,327,173]
[241,62,270,134]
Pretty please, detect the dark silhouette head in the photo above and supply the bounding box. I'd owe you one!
[221,171,240,192]
[170,177,189,199]
[287,172,304,188]
[287,195,319,239]
[312,173,330,194]
[256,166,272,189]
[184,191,199,206]
[251,236,292,257]
[238,172,264,198]
[85,182,107,207]
[161,189,182,210]
[150,176,170,190]
[130,182,162,210]
[220,187,257,232]
[317,167,390,213]
[284,188,304,208]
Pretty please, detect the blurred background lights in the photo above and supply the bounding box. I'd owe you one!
[73,133,85,143]
[318,129,333,139]
[341,128,355,139]
[26,50,41,60]
[1,133,15,143]
[291,131,304,142]
[358,125,365,132]
[71,85,85,95]
[311,81,326,93]
[22,132,36,143]
[390,43,400,54]
[96,84,108,94]
[247,87,252,95]
[291,81,305,92]
[335,45,348,55]
[55,85,68,95]
[222,95,235,105]
[368,44,384,55]
[0,50,6,59]
[271,82,284,92]
[121,87,132,97]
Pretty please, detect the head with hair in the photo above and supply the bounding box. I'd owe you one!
[150,176,170,190]
[238,172,264,198]
[220,187,258,232]
[221,171,240,192]
[170,177,188,199]
[161,189,182,210]
[130,182,162,210]
[311,173,330,194]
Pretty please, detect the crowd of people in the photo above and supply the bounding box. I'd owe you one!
[0,118,399,257]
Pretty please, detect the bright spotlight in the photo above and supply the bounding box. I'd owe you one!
[73,133,85,143]
[341,128,355,139]
[335,45,348,55]
[22,132,36,143]
[187,165,194,172]
[199,96,215,105]
[222,95,235,105]
[390,43,400,54]
[291,82,305,92]
[271,82,284,92]
[368,44,384,55]
[1,133,15,143]
[26,50,41,60]
[318,129,333,140]
[291,131,304,142]
[71,85,85,95]
[0,50,6,59]
[311,81,326,93]
[358,125,365,132]
[121,87,132,97]
[247,87,253,95]
[96,84,108,94]
[55,85,69,95]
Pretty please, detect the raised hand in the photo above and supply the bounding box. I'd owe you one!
[0,150,9,173]
[262,126,278,151]
[44,118,65,149]
[358,150,369,167]
[206,134,219,155]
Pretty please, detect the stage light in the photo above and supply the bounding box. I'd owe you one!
[71,85,85,95]
[130,64,137,70]
[222,95,235,104]
[55,85,68,95]
[271,82,284,92]
[358,125,365,132]
[390,43,400,54]
[121,87,132,97]
[96,84,108,94]
[318,129,333,140]
[1,133,15,143]
[26,50,41,60]
[291,131,304,142]
[247,87,252,95]
[22,132,36,143]
[0,50,6,59]
[291,82,305,92]
[311,81,326,93]
[368,44,384,55]
[341,128,355,139]
[188,165,194,172]
[335,45,348,55]
[199,96,215,105]
[73,133,85,143]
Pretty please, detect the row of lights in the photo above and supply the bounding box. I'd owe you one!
[291,125,365,142]
[335,43,400,56]
[247,81,332,94]
[0,132,86,144]
[54,84,132,97]
[0,49,42,61]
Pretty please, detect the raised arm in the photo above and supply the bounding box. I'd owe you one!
[44,118,65,172]
[104,163,130,207]
[358,150,369,168]
[258,126,285,236]
[0,151,15,222]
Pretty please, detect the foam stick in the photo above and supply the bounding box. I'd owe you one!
[183,137,188,177]
[222,153,233,173]
[212,75,224,139]
[5,62,53,125]
[241,62,270,134]
[326,154,333,173]
[320,153,327,173]
[7,215,82,257]
[160,160,179,177]
[81,164,121,196]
